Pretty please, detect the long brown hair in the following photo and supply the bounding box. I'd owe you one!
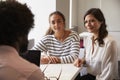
[45,11,65,35]
[84,8,108,46]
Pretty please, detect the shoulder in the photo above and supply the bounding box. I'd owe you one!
[69,30,79,37]
[28,69,44,80]
[41,35,54,41]
[4,57,41,79]
[104,35,116,43]
[104,35,117,47]
[79,32,92,40]
[69,30,80,40]
[70,30,78,35]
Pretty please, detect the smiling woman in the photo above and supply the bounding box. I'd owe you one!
[32,11,80,64]
[74,8,117,80]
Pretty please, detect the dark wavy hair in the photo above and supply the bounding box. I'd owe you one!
[84,8,108,46]
[45,11,65,35]
[0,0,34,50]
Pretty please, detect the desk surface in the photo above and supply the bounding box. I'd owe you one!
[40,64,81,80]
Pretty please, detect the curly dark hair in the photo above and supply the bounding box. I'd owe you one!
[0,0,34,49]
[84,8,108,46]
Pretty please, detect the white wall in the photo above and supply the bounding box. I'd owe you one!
[77,0,101,32]
[18,0,56,44]
[56,0,70,29]
[101,0,120,31]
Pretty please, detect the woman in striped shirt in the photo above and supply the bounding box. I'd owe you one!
[33,11,80,64]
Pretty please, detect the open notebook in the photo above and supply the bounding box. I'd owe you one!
[19,50,41,67]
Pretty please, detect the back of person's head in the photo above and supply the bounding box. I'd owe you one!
[45,11,65,35]
[0,0,34,52]
[84,8,108,46]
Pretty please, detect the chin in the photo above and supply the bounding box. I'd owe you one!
[88,30,92,33]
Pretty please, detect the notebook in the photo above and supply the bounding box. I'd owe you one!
[20,50,41,66]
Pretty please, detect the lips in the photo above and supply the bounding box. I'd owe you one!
[87,26,94,30]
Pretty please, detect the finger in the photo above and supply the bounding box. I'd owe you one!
[41,57,49,64]
[46,56,52,62]
[52,56,60,63]
[74,58,82,67]
[50,56,58,63]
[73,59,79,66]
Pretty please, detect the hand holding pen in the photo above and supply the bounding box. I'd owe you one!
[73,58,86,67]
[41,51,61,64]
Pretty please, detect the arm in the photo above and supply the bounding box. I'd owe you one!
[60,32,80,63]
[96,40,117,80]
[41,55,61,64]
[32,40,47,52]
[41,38,80,64]
[32,37,51,64]
[34,32,80,64]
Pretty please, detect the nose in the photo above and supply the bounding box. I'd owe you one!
[55,23,58,26]
[54,22,59,26]
[85,21,91,27]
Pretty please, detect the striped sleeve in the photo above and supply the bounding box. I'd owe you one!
[32,36,49,52]
[60,31,80,63]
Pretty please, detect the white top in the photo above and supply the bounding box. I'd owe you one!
[0,45,44,80]
[84,34,117,80]
[33,31,80,63]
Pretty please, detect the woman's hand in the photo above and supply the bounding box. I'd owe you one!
[73,58,84,67]
[41,55,61,64]
[41,55,50,64]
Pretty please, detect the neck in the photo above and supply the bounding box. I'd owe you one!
[93,32,98,40]
[0,45,18,53]
[54,30,65,41]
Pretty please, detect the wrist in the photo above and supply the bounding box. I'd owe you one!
[82,58,87,66]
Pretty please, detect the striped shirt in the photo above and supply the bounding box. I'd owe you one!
[33,31,80,63]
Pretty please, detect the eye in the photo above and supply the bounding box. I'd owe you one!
[91,19,95,22]
[51,21,55,25]
[84,20,88,24]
